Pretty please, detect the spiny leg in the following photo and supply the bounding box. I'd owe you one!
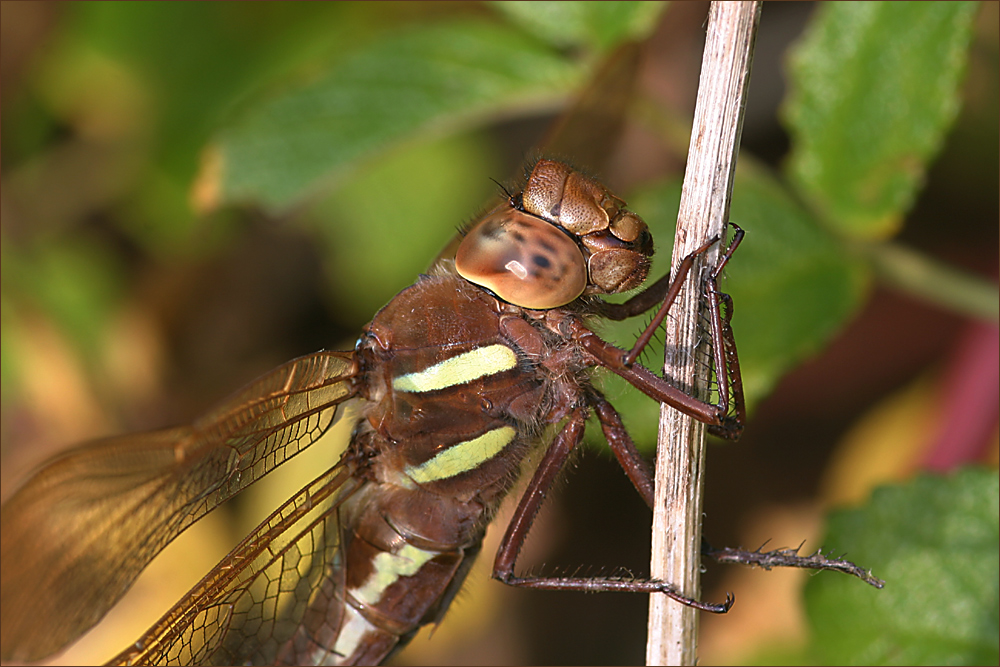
[492,407,587,587]
[702,223,745,437]
[583,225,746,439]
[570,319,731,433]
[620,235,721,367]
[596,235,719,324]
[492,406,732,613]
[625,224,745,368]
[589,389,654,510]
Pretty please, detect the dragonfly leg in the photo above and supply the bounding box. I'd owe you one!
[492,407,587,588]
[596,235,719,324]
[701,225,746,436]
[590,389,654,510]
[620,224,745,368]
[492,407,733,613]
[704,272,745,436]
[570,320,739,438]
[597,224,743,323]
[576,225,746,440]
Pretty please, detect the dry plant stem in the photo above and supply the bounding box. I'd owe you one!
[646,3,760,666]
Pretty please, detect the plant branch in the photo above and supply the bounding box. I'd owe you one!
[865,241,999,323]
[647,3,760,665]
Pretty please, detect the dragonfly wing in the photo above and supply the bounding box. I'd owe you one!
[108,464,362,667]
[0,350,359,663]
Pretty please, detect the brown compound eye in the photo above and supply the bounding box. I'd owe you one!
[456,207,588,309]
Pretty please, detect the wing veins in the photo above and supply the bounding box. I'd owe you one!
[1,350,361,663]
[108,463,364,666]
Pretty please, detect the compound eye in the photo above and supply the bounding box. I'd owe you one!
[456,208,587,309]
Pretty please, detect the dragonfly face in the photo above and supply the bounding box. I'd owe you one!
[0,160,743,666]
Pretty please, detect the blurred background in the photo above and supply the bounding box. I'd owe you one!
[1,2,996,665]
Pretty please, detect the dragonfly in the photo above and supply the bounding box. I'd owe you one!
[0,153,746,665]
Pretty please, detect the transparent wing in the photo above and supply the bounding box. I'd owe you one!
[0,350,359,663]
[107,463,365,667]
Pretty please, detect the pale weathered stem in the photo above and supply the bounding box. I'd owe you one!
[646,3,760,665]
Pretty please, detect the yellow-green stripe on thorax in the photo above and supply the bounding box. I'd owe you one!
[392,344,517,393]
[405,426,516,484]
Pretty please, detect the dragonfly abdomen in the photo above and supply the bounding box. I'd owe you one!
[277,478,484,665]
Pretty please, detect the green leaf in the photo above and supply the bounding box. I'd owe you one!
[723,164,869,403]
[784,1,979,239]
[596,163,868,448]
[209,20,583,210]
[490,1,667,51]
[64,3,357,171]
[32,3,378,252]
[806,468,1000,665]
[307,133,500,325]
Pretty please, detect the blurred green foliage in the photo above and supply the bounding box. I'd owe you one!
[784,1,979,238]
[807,468,999,665]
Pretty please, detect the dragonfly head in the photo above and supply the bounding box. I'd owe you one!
[455,159,653,310]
